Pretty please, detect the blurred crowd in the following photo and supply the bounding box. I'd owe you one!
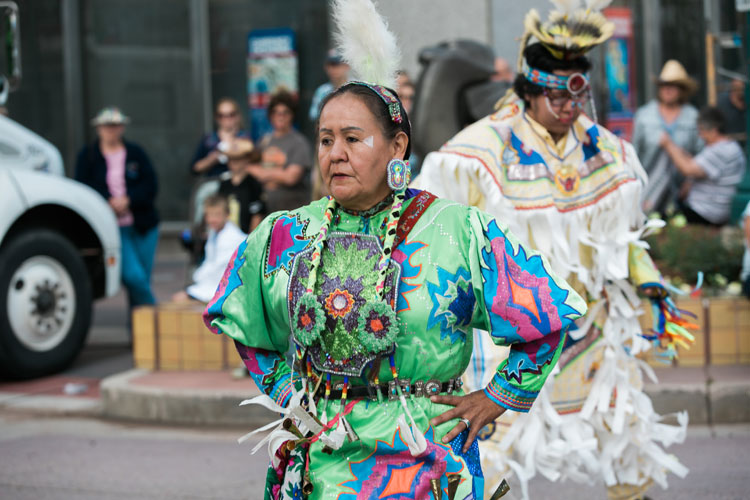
[70,50,420,311]
[635,60,746,226]
[72,51,750,310]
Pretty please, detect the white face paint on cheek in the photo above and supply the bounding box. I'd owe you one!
[363,135,374,148]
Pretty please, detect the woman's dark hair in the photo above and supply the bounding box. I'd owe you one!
[513,43,592,106]
[318,83,411,159]
[697,106,726,134]
[267,90,297,120]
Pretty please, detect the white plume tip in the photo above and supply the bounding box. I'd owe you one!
[331,0,401,88]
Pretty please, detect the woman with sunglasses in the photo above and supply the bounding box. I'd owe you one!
[416,4,694,500]
[191,97,252,178]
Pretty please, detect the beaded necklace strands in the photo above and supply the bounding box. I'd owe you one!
[294,196,337,406]
[374,189,404,296]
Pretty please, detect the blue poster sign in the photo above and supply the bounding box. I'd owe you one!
[603,7,637,140]
[605,38,630,115]
[247,28,298,141]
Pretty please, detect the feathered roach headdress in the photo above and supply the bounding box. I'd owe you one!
[330,0,401,89]
[517,0,615,70]
[495,0,614,111]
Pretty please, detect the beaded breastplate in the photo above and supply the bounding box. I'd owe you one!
[287,232,401,377]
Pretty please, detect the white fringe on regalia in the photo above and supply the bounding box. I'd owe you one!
[416,116,689,499]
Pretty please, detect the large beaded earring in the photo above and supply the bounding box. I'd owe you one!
[386,158,410,191]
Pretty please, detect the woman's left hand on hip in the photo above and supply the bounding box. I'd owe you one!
[429,390,506,453]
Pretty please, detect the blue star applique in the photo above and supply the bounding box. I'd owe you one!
[426,266,476,344]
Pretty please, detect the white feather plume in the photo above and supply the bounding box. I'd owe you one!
[331,0,401,88]
[549,0,582,15]
[585,0,613,11]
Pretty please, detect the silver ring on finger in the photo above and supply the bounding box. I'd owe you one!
[459,417,470,430]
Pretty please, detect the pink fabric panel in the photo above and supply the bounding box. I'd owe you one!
[104,149,134,226]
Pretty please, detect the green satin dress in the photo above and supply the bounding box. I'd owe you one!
[204,190,586,500]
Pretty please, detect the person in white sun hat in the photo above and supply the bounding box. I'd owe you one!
[76,106,160,310]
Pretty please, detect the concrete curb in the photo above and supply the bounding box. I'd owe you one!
[645,380,750,425]
[645,384,709,424]
[709,380,750,424]
[100,369,275,427]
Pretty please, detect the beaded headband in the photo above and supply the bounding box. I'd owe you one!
[522,60,589,95]
[348,81,403,123]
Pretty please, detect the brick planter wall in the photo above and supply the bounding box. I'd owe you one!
[131,296,748,372]
[132,303,232,371]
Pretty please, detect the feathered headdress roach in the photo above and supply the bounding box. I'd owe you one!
[496,0,613,111]
[330,0,401,89]
[516,0,615,70]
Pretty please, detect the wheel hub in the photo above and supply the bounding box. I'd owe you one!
[33,284,57,316]
[7,256,77,352]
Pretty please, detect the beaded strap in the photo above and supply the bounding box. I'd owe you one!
[374,189,405,299]
[304,196,338,293]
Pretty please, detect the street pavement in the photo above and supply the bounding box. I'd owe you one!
[0,413,265,500]
[0,412,747,499]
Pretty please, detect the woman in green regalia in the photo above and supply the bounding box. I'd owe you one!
[203,1,586,498]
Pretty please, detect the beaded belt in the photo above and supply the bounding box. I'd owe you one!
[314,377,464,401]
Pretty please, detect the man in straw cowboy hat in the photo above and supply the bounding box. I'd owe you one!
[415,2,696,499]
[634,60,703,214]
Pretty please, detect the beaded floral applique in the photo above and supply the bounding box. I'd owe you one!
[288,233,401,377]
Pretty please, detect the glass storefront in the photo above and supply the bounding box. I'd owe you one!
[208,0,329,140]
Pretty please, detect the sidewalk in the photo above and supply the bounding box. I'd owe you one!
[100,369,266,427]
[2,364,748,427]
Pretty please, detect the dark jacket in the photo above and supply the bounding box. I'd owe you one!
[75,139,159,232]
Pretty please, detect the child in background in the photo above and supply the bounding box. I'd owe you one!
[172,195,246,303]
[218,138,265,233]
